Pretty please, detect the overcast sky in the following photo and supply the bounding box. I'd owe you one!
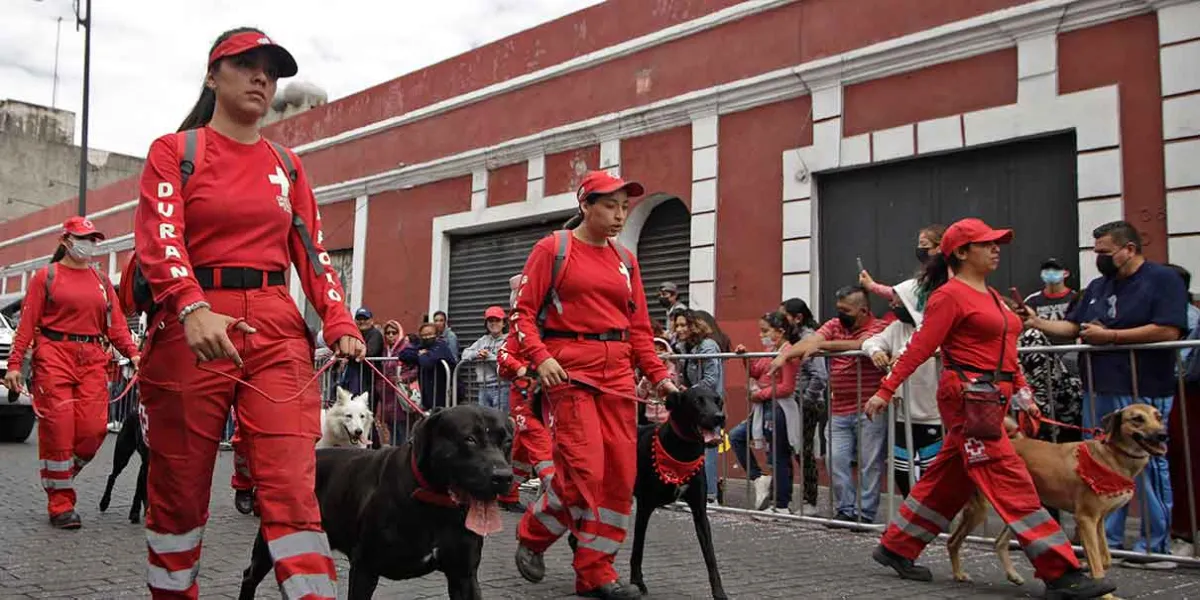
[2,0,601,158]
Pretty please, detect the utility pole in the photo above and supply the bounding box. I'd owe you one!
[52,17,62,108]
[75,0,92,217]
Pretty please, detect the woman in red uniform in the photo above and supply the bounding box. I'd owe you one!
[4,217,140,529]
[864,218,1114,599]
[512,171,676,600]
[132,28,364,599]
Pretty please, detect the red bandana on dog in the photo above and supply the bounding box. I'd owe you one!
[652,430,705,486]
[1074,443,1134,497]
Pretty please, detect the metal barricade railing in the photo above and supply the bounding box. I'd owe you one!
[450,359,509,411]
[661,338,1199,568]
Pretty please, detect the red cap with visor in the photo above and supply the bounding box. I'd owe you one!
[62,216,104,240]
[576,171,645,202]
[208,31,298,78]
[939,218,1012,257]
[484,306,506,320]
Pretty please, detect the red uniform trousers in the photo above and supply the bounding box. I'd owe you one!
[880,374,1080,582]
[139,288,335,599]
[229,413,254,492]
[517,339,638,593]
[32,337,109,517]
[502,382,555,503]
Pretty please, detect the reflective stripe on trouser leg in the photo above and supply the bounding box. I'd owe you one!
[267,530,338,599]
[34,347,81,518]
[518,473,571,546]
[40,456,75,512]
[146,526,204,595]
[968,450,1079,581]
[880,439,976,561]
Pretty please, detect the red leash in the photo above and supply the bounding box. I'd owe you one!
[1019,411,1104,439]
[567,374,662,405]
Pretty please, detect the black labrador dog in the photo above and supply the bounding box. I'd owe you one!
[630,388,728,600]
[98,407,147,523]
[238,404,514,600]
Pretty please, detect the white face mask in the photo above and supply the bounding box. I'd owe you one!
[66,238,99,260]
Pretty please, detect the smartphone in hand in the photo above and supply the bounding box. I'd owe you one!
[856,256,865,273]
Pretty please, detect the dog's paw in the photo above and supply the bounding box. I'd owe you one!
[129,514,141,524]
[632,578,647,595]
[952,571,973,583]
[1006,572,1025,586]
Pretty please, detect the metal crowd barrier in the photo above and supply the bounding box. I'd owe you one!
[450,359,510,411]
[661,339,1199,569]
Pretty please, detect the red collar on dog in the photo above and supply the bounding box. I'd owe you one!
[652,426,705,486]
[1075,443,1135,497]
[410,453,461,508]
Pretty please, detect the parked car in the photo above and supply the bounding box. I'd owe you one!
[0,313,36,443]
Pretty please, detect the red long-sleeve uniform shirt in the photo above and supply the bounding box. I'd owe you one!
[133,127,358,345]
[496,333,528,380]
[7,265,139,372]
[878,278,1028,402]
[512,234,668,385]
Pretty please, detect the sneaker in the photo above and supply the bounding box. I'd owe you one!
[1043,569,1116,599]
[752,475,772,510]
[219,441,233,451]
[50,511,82,530]
[872,545,932,582]
[578,581,643,600]
[515,544,545,583]
[107,421,121,433]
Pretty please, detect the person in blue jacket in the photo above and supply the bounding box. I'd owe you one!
[398,322,458,409]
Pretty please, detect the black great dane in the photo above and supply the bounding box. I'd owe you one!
[238,404,514,600]
[98,406,147,523]
[630,388,728,600]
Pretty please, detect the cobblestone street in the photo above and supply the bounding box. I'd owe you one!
[0,432,1196,599]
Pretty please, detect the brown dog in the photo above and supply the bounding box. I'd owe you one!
[947,404,1168,585]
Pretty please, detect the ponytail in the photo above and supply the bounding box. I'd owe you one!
[917,251,961,310]
[563,209,583,230]
[178,26,265,132]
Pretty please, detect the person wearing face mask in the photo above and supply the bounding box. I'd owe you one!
[397,322,458,410]
[863,218,1114,598]
[729,313,800,512]
[1025,221,1186,563]
[859,224,947,303]
[1023,258,1080,338]
[772,286,889,522]
[4,217,141,530]
[861,280,941,497]
[657,281,688,335]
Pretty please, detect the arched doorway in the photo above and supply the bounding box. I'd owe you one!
[635,196,690,328]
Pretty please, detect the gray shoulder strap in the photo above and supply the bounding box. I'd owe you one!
[180,129,199,190]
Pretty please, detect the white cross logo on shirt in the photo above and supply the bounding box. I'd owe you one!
[268,166,291,213]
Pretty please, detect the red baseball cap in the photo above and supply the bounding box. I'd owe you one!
[209,31,298,78]
[484,306,506,320]
[62,216,104,240]
[940,218,1012,257]
[576,171,644,202]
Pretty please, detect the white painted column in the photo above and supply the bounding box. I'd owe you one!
[107,251,118,280]
[689,114,718,312]
[20,271,28,293]
[1,278,6,295]
[350,194,369,309]
[1159,2,1200,290]
[471,168,488,211]
[526,155,545,202]
[600,139,621,177]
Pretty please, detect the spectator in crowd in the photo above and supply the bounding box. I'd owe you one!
[658,281,688,333]
[774,286,889,523]
[1025,220,1187,563]
[433,310,459,358]
[1164,264,1200,546]
[339,307,385,396]
[461,306,510,412]
[1165,264,1199,363]
[637,338,679,426]
[672,310,729,505]
[372,320,410,446]
[862,279,941,498]
[729,312,800,513]
[1025,257,1080,325]
[859,224,946,303]
[779,297,828,508]
[398,322,458,410]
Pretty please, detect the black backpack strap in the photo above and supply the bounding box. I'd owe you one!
[179,129,199,190]
[536,231,570,332]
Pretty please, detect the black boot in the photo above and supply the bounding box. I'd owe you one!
[234,490,254,515]
[872,545,932,582]
[515,544,545,583]
[50,511,82,530]
[1044,570,1117,599]
[579,581,642,599]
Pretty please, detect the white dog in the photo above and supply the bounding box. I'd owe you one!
[318,387,374,449]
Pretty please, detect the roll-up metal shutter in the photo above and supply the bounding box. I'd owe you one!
[635,197,691,328]
[447,220,563,343]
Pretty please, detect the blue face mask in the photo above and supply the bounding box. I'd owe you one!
[1040,269,1066,285]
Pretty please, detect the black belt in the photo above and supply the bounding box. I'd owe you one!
[543,329,629,342]
[194,267,285,290]
[947,364,1014,383]
[41,329,101,343]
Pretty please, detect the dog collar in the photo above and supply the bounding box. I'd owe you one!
[651,426,705,487]
[410,452,461,508]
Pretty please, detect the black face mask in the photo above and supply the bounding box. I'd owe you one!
[1096,253,1120,278]
[915,247,932,263]
[658,296,674,308]
[420,337,436,348]
[893,305,915,325]
[836,312,857,329]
